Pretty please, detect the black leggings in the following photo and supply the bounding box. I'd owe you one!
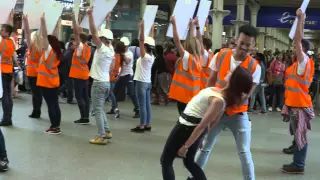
[41,87,61,128]
[160,122,206,180]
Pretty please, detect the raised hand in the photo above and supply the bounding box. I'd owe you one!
[170,15,176,25]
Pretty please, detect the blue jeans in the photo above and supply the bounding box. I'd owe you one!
[193,113,255,180]
[91,81,110,137]
[289,110,308,169]
[110,82,117,109]
[249,84,267,112]
[135,81,151,125]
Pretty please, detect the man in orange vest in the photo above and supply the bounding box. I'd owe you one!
[188,24,261,180]
[0,20,15,126]
[281,8,315,175]
[70,12,91,125]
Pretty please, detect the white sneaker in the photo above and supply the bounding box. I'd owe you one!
[268,107,273,112]
[276,107,281,112]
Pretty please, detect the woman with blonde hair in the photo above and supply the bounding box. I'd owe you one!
[23,15,44,119]
[168,16,202,115]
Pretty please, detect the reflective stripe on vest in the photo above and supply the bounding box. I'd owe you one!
[171,81,200,91]
[171,58,200,90]
[40,54,57,70]
[26,64,38,68]
[0,40,13,64]
[29,47,40,62]
[71,64,89,71]
[38,71,59,78]
[73,46,89,64]
[286,62,311,86]
[286,86,309,94]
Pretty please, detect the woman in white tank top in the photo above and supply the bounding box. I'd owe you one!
[161,66,254,180]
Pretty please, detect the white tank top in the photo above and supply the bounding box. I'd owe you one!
[179,88,226,126]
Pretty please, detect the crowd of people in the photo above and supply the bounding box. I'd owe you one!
[0,5,317,180]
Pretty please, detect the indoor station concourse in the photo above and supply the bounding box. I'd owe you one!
[2,0,320,179]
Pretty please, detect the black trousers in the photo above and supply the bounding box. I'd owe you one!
[114,75,139,111]
[2,73,13,122]
[58,77,74,102]
[0,129,7,159]
[161,122,206,180]
[73,78,90,119]
[177,101,187,115]
[41,87,61,128]
[28,76,42,113]
[268,84,284,108]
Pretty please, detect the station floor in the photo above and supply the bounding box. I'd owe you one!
[0,93,320,180]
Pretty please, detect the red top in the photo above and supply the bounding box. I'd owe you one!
[164,52,178,76]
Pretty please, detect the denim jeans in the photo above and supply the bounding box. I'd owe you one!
[289,110,308,169]
[74,79,90,119]
[135,81,151,125]
[41,87,61,128]
[192,113,255,180]
[91,80,110,137]
[114,75,139,111]
[0,129,7,159]
[2,73,13,122]
[249,84,267,112]
[109,82,117,109]
[28,76,43,114]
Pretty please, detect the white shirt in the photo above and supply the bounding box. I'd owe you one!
[297,53,309,76]
[76,42,84,57]
[90,43,115,82]
[179,88,226,126]
[133,53,155,83]
[44,45,52,59]
[209,50,261,84]
[120,50,134,76]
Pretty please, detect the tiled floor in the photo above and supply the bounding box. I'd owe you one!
[0,93,319,180]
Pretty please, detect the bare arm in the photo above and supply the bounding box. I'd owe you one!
[149,24,155,38]
[7,9,14,26]
[204,18,209,38]
[294,8,305,63]
[105,13,111,29]
[189,18,195,39]
[206,71,218,87]
[22,15,32,51]
[52,18,61,38]
[194,18,204,55]
[40,13,49,50]
[71,12,81,47]
[170,16,185,58]
[88,8,102,49]
[139,19,146,58]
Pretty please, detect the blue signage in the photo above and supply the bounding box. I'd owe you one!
[257,7,320,30]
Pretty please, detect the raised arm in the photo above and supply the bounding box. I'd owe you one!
[204,18,209,38]
[40,13,49,50]
[194,17,204,55]
[22,15,32,51]
[7,9,14,26]
[88,8,102,49]
[170,16,185,57]
[149,24,155,38]
[139,19,146,58]
[71,12,81,47]
[177,97,224,158]
[105,13,111,29]
[52,18,61,38]
[294,8,306,63]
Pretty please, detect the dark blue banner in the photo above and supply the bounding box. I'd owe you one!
[257,7,320,29]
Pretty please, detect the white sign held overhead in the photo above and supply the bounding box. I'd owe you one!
[73,0,81,23]
[0,0,17,24]
[43,1,64,34]
[195,0,212,36]
[167,0,198,40]
[288,0,310,39]
[143,5,158,37]
[80,0,118,30]
[23,0,46,29]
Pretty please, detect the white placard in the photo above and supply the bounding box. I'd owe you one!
[23,0,46,29]
[80,0,118,30]
[166,0,198,40]
[74,0,81,23]
[43,1,64,34]
[0,0,17,24]
[195,0,212,36]
[288,0,310,39]
[143,5,158,37]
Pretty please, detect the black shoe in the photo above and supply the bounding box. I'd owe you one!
[144,126,152,132]
[132,111,140,118]
[106,108,115,115]
[186,177,195,180]
[260,111,267,114]
[67,100,76,104]
[0,158,9,172]
[282,164,304,174]
[131,126,145,133]
[283,145,295,155]
[115,109,120,118]
[0,121,12,127]
[74,119,90,125]
[29,111,41,119]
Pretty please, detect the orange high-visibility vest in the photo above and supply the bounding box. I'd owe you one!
[169,53,201,104]
[0,38,15,74]
[285,58,314,107]
[69,44,91,80]
[37,50,60,88]
[215,49,258,116]
[110,54,121,82]
[200,51,214,89]
[26,44,42,77]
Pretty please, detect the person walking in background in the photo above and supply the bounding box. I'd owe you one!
[163,42,178,77]
[22,15,43,119]
[249,53,267,113]
[131,19,155,133]
[129,39,140,73]
[69,12,91,125]
[267,52,286,112]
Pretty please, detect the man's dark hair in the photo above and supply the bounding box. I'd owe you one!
[1,24,13,36]
[203,38,212,50]
[301,39,310,53]
[239,24,259,38]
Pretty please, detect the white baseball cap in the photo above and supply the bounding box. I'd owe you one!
[120,37,130,46]
[98,29,113,40]
[145,37,155,47]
